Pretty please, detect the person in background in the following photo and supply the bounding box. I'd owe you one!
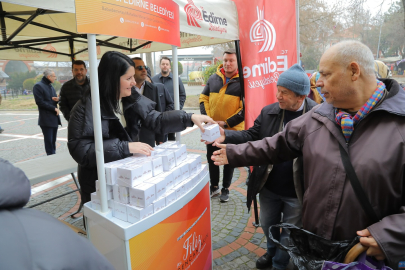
[199,48,244,202]
[33,69,61,155]
[0,158,115,270]
[68,51,214,205]
[59,60,90,121]
[151,56,187,141]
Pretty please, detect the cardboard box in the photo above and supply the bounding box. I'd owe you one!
[171,166,182,186]
[156,171,175,191]
[91,192,100,211]
[201,123,221,142]
[152,196,166,212]
[145,177,167,200]
[166,144,187,166]
[150,156,163,177]
[187,154,202,171]
[172,181,186,198]
[113,184,130,204]
[129,182,155,208]
[140,160,153,180]
[113,201,128,222]
[156,151,175,171]
[186,159,199,176]
[127,204,154,223]
[163,190,177,206]
[95,180,113,200]
[105,163,121,185]
[179,162,190,182]
[117,164,144,188]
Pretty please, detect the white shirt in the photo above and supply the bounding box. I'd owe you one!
[114,100,127,128]
[134,82,145,95]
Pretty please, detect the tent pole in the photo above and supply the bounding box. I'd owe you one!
[172,45,181,142]
[0,3,7,41]
[69,38,75,64]
[87,34,108,213]
[234,40,244,99]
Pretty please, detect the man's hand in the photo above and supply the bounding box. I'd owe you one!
[216,121,226,129]
[201,126,226,145]
[52,97,59,102]
[128,142,154,156]
[211,143,228,166]
[357,229,386,261]
[55,108,59,116]
[191,114,216,133]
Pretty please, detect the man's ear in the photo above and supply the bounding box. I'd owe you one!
[349,62,361,81]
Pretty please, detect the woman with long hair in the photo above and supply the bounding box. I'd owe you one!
[68,51,214,204]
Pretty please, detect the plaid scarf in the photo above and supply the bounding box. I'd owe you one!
[335,80,385,142]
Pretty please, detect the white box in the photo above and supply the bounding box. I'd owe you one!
[113,201,127,222]
[152,196,166,212]
[127,204,154,223]
[150,157,163,177]
[172,181,186,198]
[166,144,187,166]
[105,163,121,185]
[91,192,100,211]
[156,151,175,171]
[113,184,130,204]
[156,171,175,191]
[171,167,182,186]
[186,159,199,176]
[179,162,190,182]
[95,180,113,200]
[117,164,144,187]
[201,123,221,142]
[129,182,155,208]
[163,190,177,206]
[145,177,167,200]
[108,200,114,215]
[183,177,195,192]
[187,154,202,171]
[140,160,153,180]
[198,164,208,180]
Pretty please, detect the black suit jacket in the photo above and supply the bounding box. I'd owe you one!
[33,77,61,127]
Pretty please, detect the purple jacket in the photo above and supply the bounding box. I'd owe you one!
[226,79,405,267]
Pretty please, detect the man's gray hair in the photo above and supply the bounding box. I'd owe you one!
[43,69,54,77]
[333,40,375,76]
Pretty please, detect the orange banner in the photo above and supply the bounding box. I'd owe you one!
[75,0,180,47]
[128,183,212,270]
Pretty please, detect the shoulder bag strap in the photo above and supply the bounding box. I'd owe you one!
[339,143,380,223]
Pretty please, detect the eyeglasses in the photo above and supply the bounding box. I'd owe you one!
[135,65,148,71]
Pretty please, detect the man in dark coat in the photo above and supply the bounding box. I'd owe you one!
[59,60,90,121]
[210,64,317,270]
[152,56,187,141]
[0,158,114,270]
[33,69,61,155]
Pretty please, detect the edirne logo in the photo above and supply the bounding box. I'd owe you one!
[250,6,276,52]
[184,0,202,28]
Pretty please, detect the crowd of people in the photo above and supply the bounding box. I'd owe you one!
[12,39,404,269]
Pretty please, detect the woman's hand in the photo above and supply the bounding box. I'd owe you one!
[128,142,154,156]
[191,114,216,133]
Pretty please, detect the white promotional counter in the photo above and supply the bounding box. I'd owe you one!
[84,172,212,270]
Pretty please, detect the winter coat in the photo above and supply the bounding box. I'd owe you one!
[33,76,61,127]
[224,98,317,208]
[67,90,193,194]
[154,82,174,112]
[0,158,114,270]
[151,72,186,109]
[225,79,405,267]
[199,64,244,130]
[59,77,90,121]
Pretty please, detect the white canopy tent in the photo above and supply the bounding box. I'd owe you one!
[1,0,240,213]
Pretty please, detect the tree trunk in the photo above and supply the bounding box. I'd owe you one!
[145,52,154,76]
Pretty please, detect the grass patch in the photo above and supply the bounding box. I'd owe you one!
[184,95,199,108]
[0,96,37,110]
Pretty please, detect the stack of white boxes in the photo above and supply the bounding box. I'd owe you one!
[91,141,208,224]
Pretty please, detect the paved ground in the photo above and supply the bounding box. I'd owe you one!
[0,109,271,270]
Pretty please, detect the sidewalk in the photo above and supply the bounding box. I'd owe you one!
[27,126,270,270]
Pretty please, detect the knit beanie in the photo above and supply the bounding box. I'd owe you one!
[277,64,310,96]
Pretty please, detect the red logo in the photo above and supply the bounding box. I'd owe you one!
[42,44,57,58]
[184,0,202,28]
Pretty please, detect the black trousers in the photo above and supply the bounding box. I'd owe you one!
[40,126,58,155]
[168,133,176,141]
[206,144,235,189]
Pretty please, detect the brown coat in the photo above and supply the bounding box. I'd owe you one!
[226,79,405,266]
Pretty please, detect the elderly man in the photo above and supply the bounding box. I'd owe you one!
[208,64,317,269]
[59,60,90,121]
[211,40,405,267]
[33,69,61,155]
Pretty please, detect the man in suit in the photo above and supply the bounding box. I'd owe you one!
[132,57,164,146]
[33,69,61,155]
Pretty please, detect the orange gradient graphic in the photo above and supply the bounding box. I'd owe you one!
[128,183,212,270]
[75,0,180,46]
